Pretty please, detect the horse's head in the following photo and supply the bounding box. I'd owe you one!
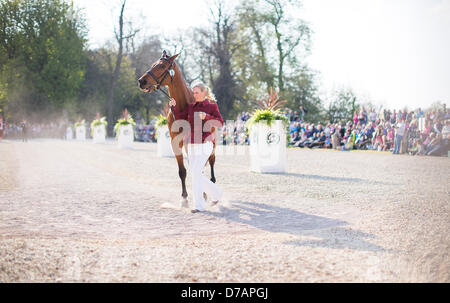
[138,50,179,93]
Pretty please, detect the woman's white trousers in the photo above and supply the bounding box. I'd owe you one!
[187,142,223,211]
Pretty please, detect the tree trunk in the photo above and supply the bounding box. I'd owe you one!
[106,0,126,136]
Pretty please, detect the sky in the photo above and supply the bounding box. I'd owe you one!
[73,0,450,110]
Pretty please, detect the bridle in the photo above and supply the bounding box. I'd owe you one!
[146,57,174,99]
[145,56,176,118]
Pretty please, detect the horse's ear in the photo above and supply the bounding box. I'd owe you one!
[168,53,179,62]
[162,50,167,57]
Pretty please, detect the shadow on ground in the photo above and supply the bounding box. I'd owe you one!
[207,200,386,252]
[265,172,391,185]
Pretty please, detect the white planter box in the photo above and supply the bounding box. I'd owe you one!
[75,126,86,141]
[117,124,134,149]
[157,125,174,157]
[92,125,106,144]
[66,127,73,140]
[249,120,286,173]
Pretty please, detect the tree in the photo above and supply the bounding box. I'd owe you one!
[326,88,359,123]
[236,0,311,93]
[129,35,165,124]
[105,0,139,134]
[0,0,88,121]
[237,2,275,91]
[232,0,321,122]
[194,1,242,120]
[284,68,323,123]
[263,0,311,93]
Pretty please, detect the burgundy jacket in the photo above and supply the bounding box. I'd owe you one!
[173,99,224,144]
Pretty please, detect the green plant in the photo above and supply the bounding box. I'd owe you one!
[246,109,289,128]
[74,120,85,128]
[155,114,168,129]
[246,88,290,147]
[114,115,136,138]
[90,117,107,136]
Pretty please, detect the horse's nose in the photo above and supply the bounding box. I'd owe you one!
[138,78,146,88]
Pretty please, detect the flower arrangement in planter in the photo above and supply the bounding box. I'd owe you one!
[246,88,290,145]
[246,88,288,173]
[246,88,288,126]
[90,117,107,136]
[74,119,86,141]
[74,119,86,128]
[114,114,136,138]
[91,116,107,143]
[114,110,136,148]
[155,114,168,131]
[155,104,173,157]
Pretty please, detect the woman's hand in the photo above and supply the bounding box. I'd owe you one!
[169,98,176,107]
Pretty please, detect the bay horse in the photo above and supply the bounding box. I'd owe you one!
[138,51,217,207]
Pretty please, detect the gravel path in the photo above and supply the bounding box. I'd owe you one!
[0,139,449,282]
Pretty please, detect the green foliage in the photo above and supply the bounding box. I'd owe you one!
[114,116,136,138]
[74,120,85,128]
[155,114,168,129]
[246,108,289,128]
[246,108,291,147]
[231,0,320,120]
[326,88,358,123]
[0,0,88,120]
[90,117,107,136]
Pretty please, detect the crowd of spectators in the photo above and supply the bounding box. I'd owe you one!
[289,105,449,157]
[223,105,449,157]
[1,121,66,140]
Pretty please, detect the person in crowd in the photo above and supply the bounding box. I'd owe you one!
[299,106,307,122]
[21,120,28,142]
[433,118,443,134]
[426,133,443,156]
[369,108,378,123]
[409,139,422,156]
[308,131,326,148]
[291,131,301,146]
[393,118,406,154]
[442,120,450,138]
[331,126,341,149]
[353,110,359,126]
[339,129,356,151]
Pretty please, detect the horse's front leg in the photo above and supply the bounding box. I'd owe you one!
[176,155,189,208]
[208,152,216,183]
[172,136,189,208]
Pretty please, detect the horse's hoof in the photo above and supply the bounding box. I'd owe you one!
[180,198,189,208]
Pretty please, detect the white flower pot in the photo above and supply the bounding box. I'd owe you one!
[75,126,86,141]
[157,125,174,157]
[93,125,106,144]
[66,127,73,140]
[117,124,134,149]
[249,120,286,173]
